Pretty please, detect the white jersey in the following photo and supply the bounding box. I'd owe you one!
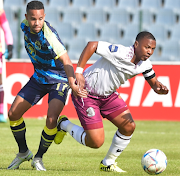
[83,41,155,96]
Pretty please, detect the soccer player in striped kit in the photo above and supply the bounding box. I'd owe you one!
[0,8,13,122]
[7,1,85,171]
[55,31,169,173]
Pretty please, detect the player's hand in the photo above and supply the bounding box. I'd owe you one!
[153,81,169,94]
[4,45,13,60]
[72,88,88,99]
[69,78,87,98]
[75,73,85,91]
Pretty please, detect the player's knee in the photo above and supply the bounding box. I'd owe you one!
[119,121,136,136]
[87,136,104,148]
[8,109,18,120]
[90,140,104,148]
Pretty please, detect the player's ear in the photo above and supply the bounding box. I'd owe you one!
[25,14,28,20]
[134,41,139,49]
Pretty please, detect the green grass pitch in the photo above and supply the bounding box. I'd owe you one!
[0,119,180,176]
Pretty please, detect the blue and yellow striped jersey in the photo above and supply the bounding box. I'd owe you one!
[21,19,68,84]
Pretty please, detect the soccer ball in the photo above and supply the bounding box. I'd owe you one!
[141,149,167,175]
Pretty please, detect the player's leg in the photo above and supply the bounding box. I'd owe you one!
[0,55,6,122]
[100,93,135,172]
[54,93,105,148]
[0,72,6,122]
[7,78,46,170]
[7,95,33,169]
[32,82,69,171]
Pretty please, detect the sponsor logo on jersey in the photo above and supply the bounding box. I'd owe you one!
[109,45,118,52]
[35,41,41,50]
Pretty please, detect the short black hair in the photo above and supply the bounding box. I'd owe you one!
[26,1,44,13]
[136,31,156,42]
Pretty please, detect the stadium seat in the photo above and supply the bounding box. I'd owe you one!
[132,9,154,26]
[76,23,98,41]
[164,0,180,15]
[140,0,162,10]
[169,24,180,41]
[117,39,133,47]
[48,0,70,9]
[86,8,108,27]
[117,0,139,11]
[71,0,93,9]
[122,24,140,42]
[67,38,87,60]
[3,6,16,22]
[143,24,168,43]
[62,8,83,27]
[109,8,130,26]
[155,8,177,27]
[99,24,121,43]
[44,7,60,23]
[56,22,74,45]
[4,0,25,7]
[160,40,180,61]
[94,0,116,11]
[26,0,47,5]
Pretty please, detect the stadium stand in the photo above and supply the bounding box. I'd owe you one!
[3,0,180,61]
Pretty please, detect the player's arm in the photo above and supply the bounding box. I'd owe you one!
[75,41,98,90]
[58,52,87,98]
[146,76,169,95]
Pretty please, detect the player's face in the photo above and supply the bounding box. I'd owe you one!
[134,37,156,62]
[25,9,45,33]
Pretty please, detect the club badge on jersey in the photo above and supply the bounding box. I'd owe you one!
[109,45,118,52]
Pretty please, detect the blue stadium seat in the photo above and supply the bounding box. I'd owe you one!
[26,0,47,6]
[117,39,133,47]
[132,9,154,26]
[67,38,87,60]
[164,0,180,15]
[86,8,108,27]
[140,0,162,10]
[155,8,177,27]
[48,0,70,9]
[99,24,121,43]
[169,24,180,41]
[160,40,180,61]
[117,0,139,10]
[122,24,140,42]
[4,0,25,7]
[72,0,93,8]
[62,8,83,27]
[109,8,130,26]
[56,22,74,45]
[94,0,116,11]
[3,6,16,22]
[76,23,97,41]
[143,24,168,43]
[44,7,60,24]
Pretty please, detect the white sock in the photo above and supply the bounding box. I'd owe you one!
[102,130,132,166]
[61,120,86,146]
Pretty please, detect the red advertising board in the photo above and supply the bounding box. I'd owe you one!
[5,61,180,121]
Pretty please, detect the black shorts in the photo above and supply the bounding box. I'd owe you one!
[18,77,70,105]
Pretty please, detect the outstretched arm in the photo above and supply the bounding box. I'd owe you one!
[75,41,98,90]
[58,52,87,98]
[146,76,169,94]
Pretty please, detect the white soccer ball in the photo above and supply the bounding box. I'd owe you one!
[141,149,167,175]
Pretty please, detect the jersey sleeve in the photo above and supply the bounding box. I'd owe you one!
[0,9,7,25]
[44,22,67,59]
[142,60,156,80]
[96,41,116,60]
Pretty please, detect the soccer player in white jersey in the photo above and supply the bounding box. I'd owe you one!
[54,31,169,173]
